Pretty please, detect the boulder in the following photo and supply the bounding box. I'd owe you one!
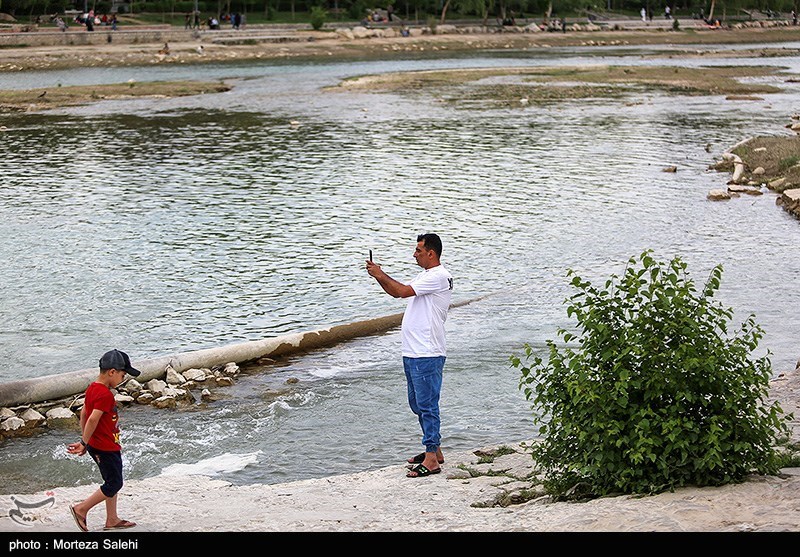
[45,407,75,420]
[152,396,178,409]
[146,379,167,396]
[707,189,731,200]
[122,378,143,393]
[768,177,786,190]
[1,417,25,432]
[115,393,135,404]
[352,26,371,39]
[166,366,187,385]
[182,368,207,381]
[135,392,155,405]
[728,184,763,195]
[0,407,15,419]
[335,27,354,40]
[20,408,45,426]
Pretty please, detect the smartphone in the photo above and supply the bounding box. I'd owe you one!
[369,249,373,262]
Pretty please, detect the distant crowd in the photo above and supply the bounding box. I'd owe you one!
[48,10,117,32]
[183,11,245,31]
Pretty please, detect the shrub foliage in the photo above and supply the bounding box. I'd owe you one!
[510,251,791,498]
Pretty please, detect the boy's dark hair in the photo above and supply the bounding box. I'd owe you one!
[417,233,443,258]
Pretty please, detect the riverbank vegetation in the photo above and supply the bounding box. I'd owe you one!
[511,251,794,500]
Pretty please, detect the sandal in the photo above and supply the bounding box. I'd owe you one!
[406,464,441,478]
[407,452,444,465]
[69,505,88,532]
[104,519,136,530]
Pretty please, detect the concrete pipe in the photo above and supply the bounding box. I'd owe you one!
[0,297,483,408]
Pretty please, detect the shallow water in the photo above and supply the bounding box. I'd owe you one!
[1,43,799,495]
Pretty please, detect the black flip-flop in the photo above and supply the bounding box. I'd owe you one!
[407,452,445,465]
[406,464,441,478]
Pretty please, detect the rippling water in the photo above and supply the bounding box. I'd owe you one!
[1,43,800,495]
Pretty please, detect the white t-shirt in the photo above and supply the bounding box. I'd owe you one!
[401,264,453,358]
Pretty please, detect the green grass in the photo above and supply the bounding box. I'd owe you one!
[779,155,800,172]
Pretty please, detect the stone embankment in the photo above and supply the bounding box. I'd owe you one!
[0,361,247,438]
[707,114,800,220]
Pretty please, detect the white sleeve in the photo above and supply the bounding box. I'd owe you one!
[409,271,448,296]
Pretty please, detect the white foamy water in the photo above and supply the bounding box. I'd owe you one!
[160,452,262,477]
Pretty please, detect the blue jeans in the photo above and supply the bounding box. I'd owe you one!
[403,356,445,453]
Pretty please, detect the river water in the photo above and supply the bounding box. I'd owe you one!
[1,42,800,496]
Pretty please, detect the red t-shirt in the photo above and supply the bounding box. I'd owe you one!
[83,382,120,452]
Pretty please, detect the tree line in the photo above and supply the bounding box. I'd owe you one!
[1,0,797,26]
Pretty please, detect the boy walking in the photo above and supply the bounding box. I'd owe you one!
[66,349,140,531]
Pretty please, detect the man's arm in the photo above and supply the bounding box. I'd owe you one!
[366,261,416,298]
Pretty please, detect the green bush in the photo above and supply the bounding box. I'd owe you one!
[309,5,326,30]
[510,251,791,499]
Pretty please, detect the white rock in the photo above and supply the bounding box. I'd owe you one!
[146,379,167,396]
[753,166,765,175]
[335,27,354,40]
[0,407,15,419]
[166,367,187,385]
[1,417,25,431]
[115,394,135,404]
[200,388,213,401]
[45,407,74,420]
[182,368,207,381]
[163,387,187,399]
[769,177,786,190]
[122,378,143,393]
[20,408,45,424]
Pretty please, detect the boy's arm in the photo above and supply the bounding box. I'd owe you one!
[81,409,103,444]
[67,409,103,455]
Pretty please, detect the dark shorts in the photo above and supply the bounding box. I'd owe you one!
[86,446,124,498]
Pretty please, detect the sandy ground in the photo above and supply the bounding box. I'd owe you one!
[0,368,797,534]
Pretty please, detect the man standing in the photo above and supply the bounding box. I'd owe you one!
[366,233,453,478]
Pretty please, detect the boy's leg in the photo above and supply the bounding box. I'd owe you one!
[71,488,107,520]
[104,494,120,527]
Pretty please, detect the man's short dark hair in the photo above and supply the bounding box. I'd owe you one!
[417,233,442,257]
